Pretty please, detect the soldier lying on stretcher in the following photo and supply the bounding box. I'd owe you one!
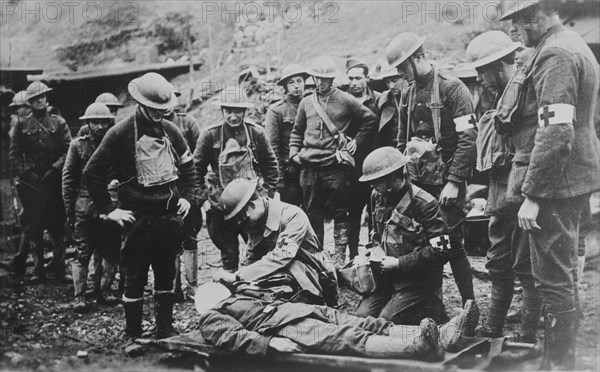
[194,281,479,361]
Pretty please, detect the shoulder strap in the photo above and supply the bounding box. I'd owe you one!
[430,66,442,144]
[395,184,415,216]
[405,84,414,145]
[311,93,345,135]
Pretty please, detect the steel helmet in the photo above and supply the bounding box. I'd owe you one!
[359,147,407,182]
[499,0,541,21]
[128,72,178,110]
[195,282,232,315]
[221,178,260,220]
[278,64,310,86]
[79,103,115,120]
[371,60,400,80]
[216,86,255,109]
[466,31,521,69]
[95,93,123,108]
[9,91,31,107]
[306,56,340,79]
[26,81,53,100]
[386,32,427,68]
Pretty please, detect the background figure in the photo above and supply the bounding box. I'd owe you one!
[63,103,121,312]
[165,87,203,302]
[388,32,476,305]
[345,58,379,261]
[289,56,377,269]
[9,82,72,283]
[264,64,309,207]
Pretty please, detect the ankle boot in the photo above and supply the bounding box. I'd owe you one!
[482,279,514,337]
[154,293,178,339]
[71,260,89,312]
[365,318,444,361]
[540,309,578,370]
[123,300,144,340]
[519,296,542,344]
[333,216,350,269]
[440,299,479,352]
[11,235,30,276]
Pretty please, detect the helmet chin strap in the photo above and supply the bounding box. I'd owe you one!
[409,56,419,82]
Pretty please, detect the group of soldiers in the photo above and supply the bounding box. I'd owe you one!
[6,0,599,369]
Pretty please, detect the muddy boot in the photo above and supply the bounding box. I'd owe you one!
[123,300,145,356]
[123,300,143,340]
[71,260,89,313]
[333,215,350,270]
[482,279,513,338]
[365,318,444,361]
[440,299,480,352]
[154,293,178,339]
[540,309,578,370]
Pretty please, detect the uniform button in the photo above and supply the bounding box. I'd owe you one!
[419,120,424,124]
[417,103,422,107]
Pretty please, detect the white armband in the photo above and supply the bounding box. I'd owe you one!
[538,104,575,128]
[454,114,477,132]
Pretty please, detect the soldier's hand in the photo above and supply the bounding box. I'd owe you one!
[518,197,541,232]
[440,181,460,206]
[213,269,237,284]
[104,208,136,227]
[268,337,305,353]
[381,256,399,272]
[177,198,191,218]
[346,139,357,155]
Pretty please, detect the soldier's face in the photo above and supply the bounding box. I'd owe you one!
[286,76,305,98]
[88,119,112,140]
[143,106,167,123]
[222,107,245,127]
[29,95,47,110]
[371,172,404,196]
[347,68,367,97]
[476,64,501,96]
[314,77,334,93]
[234,198,265,228]
[396,60,415,83]
[384,76,406,97]
[17,105,32,117]
[512,13,543,48]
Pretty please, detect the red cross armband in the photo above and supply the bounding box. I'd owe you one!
[454,114,477,132]
[429,235,451,251]
[537,104,575,128]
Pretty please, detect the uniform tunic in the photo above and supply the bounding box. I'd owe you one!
[239,199,335,301]
[356,183,450,325]
[501,24,600,313]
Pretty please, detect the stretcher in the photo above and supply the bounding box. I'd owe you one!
[138,332,542,371]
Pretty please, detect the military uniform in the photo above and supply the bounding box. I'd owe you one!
[239,198,336,305]
[264,94,303,206]
[374,90,400,149]
[499,24,600,319]
[9,108,72,278]
[356,183,450,325]
[289,88,377,267]
[63,134,121,299]
[200,290,399,357]
[397,68,476,304]
[193,121,279,271]
[166,111,203,297]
